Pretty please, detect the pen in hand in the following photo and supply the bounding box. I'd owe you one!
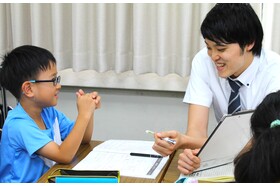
[145,130,176,145]
[130,152,163,158]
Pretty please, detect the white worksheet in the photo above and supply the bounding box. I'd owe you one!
[73,139,169,179]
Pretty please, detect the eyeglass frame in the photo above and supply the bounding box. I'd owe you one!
[29,76,61,86]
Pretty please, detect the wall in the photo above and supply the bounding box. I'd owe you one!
[4,86,217,141]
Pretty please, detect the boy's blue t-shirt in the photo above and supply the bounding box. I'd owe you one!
[0,103,74,183]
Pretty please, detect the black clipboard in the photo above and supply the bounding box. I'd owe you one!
[195,110,254,172]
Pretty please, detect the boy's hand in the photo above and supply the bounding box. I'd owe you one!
[152,130,179,156]
[177,148,201,175]
[76,89,101,110]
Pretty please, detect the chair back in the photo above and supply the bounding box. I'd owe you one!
[0,86,9,140]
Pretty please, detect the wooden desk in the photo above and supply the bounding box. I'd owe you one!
[38,140,175,183]
[161,149,182,183]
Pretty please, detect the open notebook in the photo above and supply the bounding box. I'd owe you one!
[179,110,254,182]
[73,139,169,179]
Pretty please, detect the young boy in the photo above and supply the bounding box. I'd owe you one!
[0,45,101,182]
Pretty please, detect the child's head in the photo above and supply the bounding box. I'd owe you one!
[0,45,57,101]
[250,90,280,138]
[201,3,263,56]
[234,90,280,182]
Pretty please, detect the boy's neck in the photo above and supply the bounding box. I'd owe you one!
[20,99,46,130]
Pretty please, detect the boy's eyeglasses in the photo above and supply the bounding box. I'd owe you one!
[29,76,61,86]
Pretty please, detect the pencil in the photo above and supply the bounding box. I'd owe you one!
[145,130,176,145]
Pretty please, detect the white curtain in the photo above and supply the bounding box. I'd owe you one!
[262,3,280,53]
[1,3,277,91]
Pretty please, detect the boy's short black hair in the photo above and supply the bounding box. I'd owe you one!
[0,45,56,100]
[201,3,263,56]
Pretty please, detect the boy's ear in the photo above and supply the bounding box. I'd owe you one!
[21,81,34,97]
[246,42,255,52]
